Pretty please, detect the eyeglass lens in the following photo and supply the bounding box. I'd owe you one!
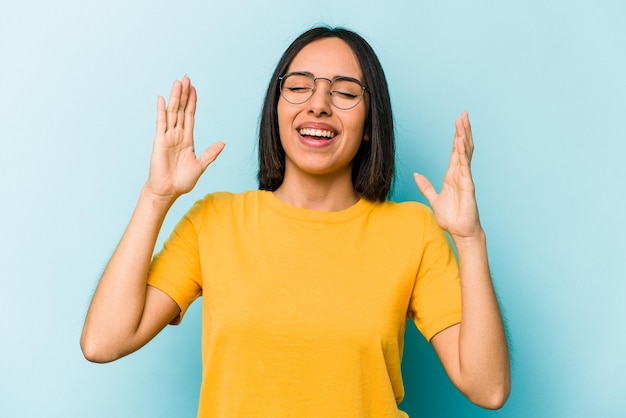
[280,73,365,110]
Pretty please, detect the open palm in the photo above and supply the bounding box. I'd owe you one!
[414,112,482,240]
[146,76,224,201]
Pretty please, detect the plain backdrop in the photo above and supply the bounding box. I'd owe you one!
[1,1,625,417]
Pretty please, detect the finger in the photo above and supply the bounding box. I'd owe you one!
[184,85,197,138]
[166,80,182,131]
[413,173,438,205]
[461,111,474,159]
[178,76,191,128]
[156,96,166,134]
[198,142,226,170]
[447,118,463,169]
[463,111,473,147]
[454,116,471,168]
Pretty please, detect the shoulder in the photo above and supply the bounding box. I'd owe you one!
[371,199,434,223]
[367,199,446,242]
[195,190,262,208]
[186,190,266,222]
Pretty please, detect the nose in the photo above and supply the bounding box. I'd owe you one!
[308,77,333,116]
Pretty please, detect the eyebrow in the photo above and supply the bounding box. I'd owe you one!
[287,71,366,85]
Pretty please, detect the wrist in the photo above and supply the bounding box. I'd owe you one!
[140,185,178,211]
[451,229,486,251]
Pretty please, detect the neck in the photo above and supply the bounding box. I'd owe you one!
[273,170,360,212]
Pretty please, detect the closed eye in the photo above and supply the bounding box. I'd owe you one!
[331,91,358,99]
[287,87,313,92]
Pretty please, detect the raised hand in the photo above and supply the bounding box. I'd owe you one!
[414,112,482,241]
[417,113,510,405]
[146,76,225,202]
[81,77,227,364]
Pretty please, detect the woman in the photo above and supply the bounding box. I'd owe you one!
[81,27,510,417]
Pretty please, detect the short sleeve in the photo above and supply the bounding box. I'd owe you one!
[408,208,462,341]
[147,199,206,324]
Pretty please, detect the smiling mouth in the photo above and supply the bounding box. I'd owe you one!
[298,128,336,139]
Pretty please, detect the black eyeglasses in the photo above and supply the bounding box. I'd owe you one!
[278,72,369,110]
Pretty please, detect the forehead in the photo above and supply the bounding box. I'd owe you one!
[286,37,363,80]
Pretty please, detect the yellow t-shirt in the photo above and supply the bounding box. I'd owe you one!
[148,190,461,417]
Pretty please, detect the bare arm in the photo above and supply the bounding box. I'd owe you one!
[80,77,224,363]
[414,112,510,408]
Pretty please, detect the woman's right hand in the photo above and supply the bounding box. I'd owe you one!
[146,76,225,203]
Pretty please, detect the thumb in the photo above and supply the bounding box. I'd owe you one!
[413,173,438,205]
[198,142,226,170]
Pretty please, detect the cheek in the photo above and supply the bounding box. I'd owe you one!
[276,104,290,143]
[349,108,368,138]
[277,101,295,129]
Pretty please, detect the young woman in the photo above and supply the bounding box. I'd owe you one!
[81,27,510,417]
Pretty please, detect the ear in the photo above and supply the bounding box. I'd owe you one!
[363,131,371,141]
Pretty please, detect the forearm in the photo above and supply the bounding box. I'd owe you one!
[453,231,510,407]
[80,187,174,361]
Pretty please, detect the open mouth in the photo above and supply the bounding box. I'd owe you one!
[298,128,336,140]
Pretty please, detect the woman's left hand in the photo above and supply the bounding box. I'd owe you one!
[417,112,511,407]
[414,111,483,241]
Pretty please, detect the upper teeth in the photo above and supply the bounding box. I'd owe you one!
[299,128,335,138]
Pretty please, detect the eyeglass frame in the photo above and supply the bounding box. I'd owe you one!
[278,71,369,110]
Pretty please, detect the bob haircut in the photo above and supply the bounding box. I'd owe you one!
[257,26,395,202]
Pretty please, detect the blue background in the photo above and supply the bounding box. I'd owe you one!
[1,1,624,416]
